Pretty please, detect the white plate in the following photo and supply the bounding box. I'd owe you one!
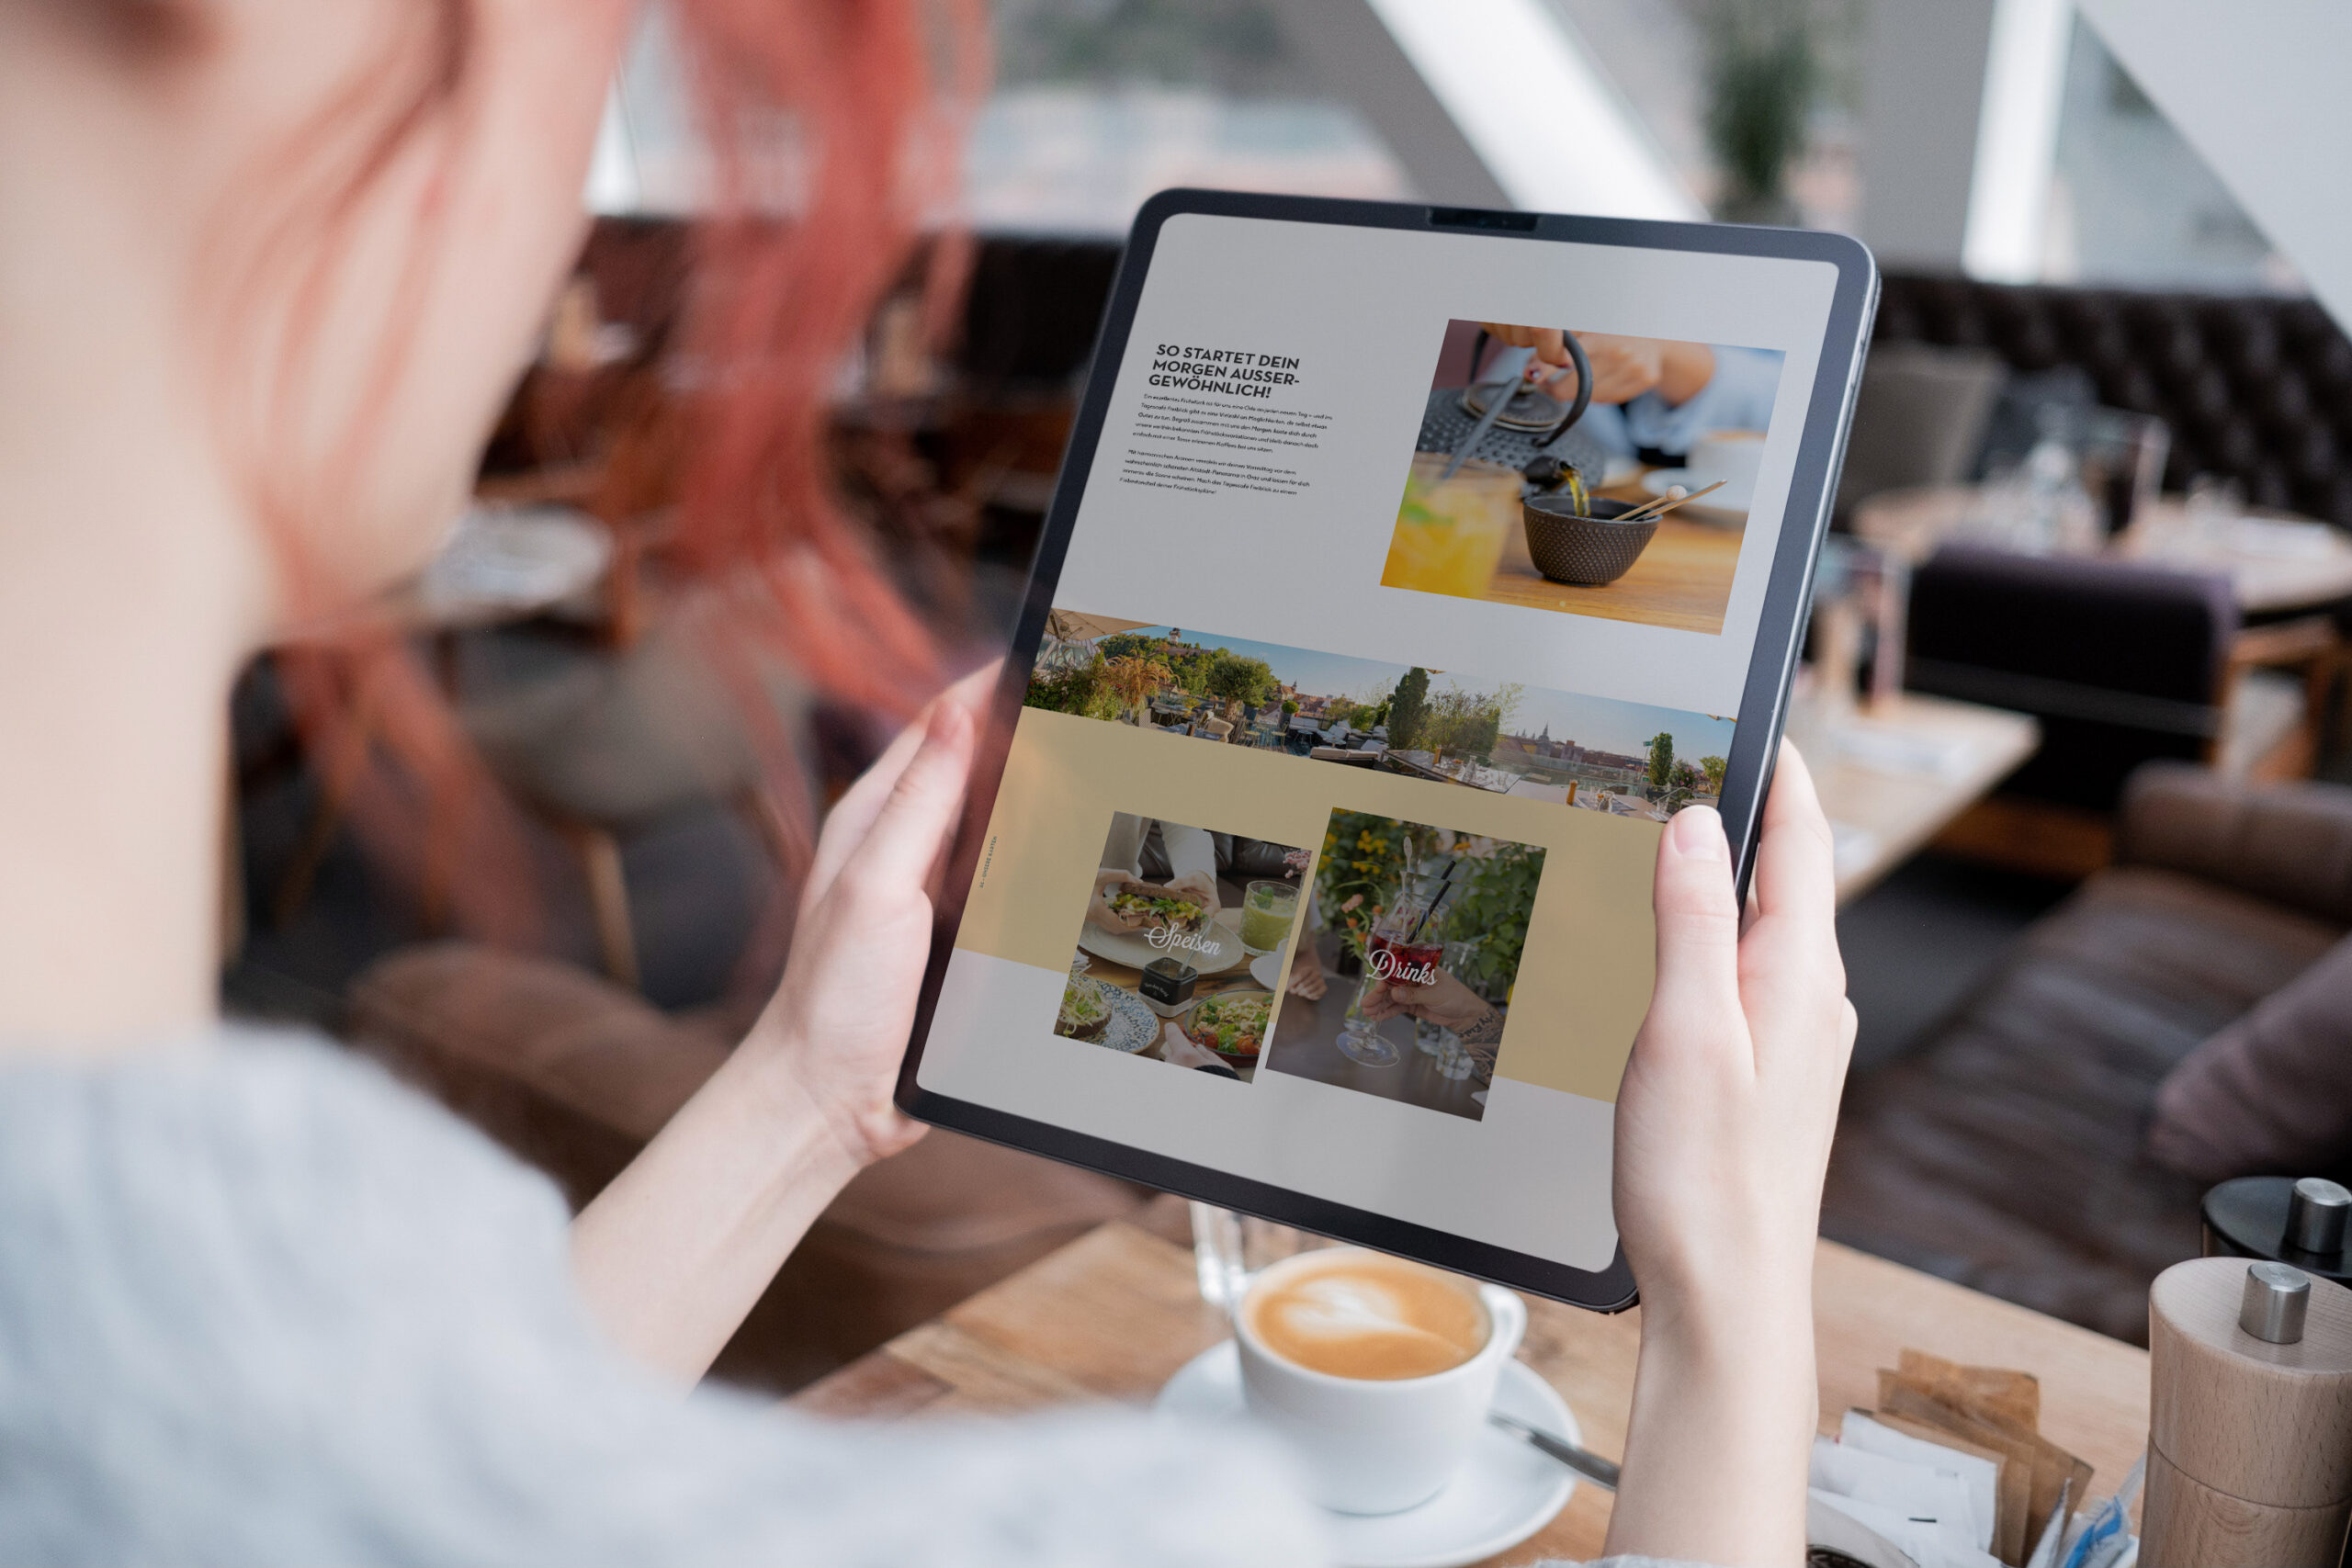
[1640,467,1752,520]
[1153,1342,1579,1568]
[1078,908,1250,976]
[1250,949,1290,990]
[1092,987,1160,1053]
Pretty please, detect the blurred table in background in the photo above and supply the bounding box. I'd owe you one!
[1855,484,2352,615]
[1802,692,2041,903]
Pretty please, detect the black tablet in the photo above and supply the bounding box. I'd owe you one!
[897,190,1875,1311]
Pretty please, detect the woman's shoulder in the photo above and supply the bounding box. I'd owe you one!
[0,1030,1334,1567]
[0,1024,571,1258]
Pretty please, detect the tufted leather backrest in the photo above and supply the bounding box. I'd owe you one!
[1877,274,2352,526]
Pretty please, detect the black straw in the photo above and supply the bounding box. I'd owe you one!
[1405,859,1459,944]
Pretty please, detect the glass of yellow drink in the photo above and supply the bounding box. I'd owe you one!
[1381,454,1522,599]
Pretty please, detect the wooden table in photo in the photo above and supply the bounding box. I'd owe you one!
[1484,513,1745,634]
[1261,929,1489,1121]
[1480,466,1746,636]
[793,1200,2152,1565]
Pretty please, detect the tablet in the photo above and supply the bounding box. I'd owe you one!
[898,190,1875,1311]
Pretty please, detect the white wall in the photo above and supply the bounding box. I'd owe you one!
[1854,0,1999,269]
[1284,0,1701,220]
[2076,0,2352,331]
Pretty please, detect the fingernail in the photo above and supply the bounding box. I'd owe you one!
[1668,805,1725,860]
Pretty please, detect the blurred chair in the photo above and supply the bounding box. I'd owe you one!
[1874,275,2352,527]
[1834,342,2008,521]
[1823,762,2352,1344]
[458,623,806,989]
[1905,547,2339,876]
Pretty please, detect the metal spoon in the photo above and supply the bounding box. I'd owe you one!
[1487,1410,1620,1491]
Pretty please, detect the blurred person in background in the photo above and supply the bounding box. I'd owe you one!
[1479,324,1781,462]
[0,3,1849,1563]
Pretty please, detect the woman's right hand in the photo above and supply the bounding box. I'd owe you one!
[1602,741,1855,1568]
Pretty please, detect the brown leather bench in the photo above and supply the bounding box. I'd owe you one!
[1824,762,2352,1342]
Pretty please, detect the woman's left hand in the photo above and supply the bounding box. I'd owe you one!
[741,672,983,1168]
[571,665,989,1384]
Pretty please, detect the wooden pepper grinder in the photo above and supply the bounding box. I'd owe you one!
[2143,1191,2352,1568]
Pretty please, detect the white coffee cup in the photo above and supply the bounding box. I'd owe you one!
[1234,1248,1529,1515]
[1686,429,1766,499]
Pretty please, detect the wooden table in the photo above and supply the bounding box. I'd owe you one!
[1801,691,2042,903]
[794,1201,2151,1565]
[1855,484,2352,615]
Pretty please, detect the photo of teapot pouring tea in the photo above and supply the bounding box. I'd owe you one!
[1415,329,1654,588]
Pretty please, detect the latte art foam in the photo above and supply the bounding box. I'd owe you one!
[1245,1254,1487,1380]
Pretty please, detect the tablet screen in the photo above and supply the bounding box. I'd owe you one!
[916,211,1844,1277]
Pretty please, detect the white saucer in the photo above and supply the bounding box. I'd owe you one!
[1152,1343,1580,1568]
[1250,950,1289,990]
[1640,466,1752,521]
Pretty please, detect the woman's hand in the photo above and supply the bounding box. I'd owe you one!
[1603,742,1855,1568]
[1359,968,1489,1032]
[744,689,980,1168]
[1165,869,1222,920]
[1157,1026,1224,1070]
[1479,324,1715,407]
[570,672,984,1384]
[1089,869,1147,931]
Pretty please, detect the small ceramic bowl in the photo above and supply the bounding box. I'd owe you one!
[1521,495,1657,586]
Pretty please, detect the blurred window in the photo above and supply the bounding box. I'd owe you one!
[2041,18,2299,292]
[594,0,1414,230]
[971,0,1412,232]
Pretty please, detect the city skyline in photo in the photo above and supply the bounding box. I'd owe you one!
[1100,622,1735,761]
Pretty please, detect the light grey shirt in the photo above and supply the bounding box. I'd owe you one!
[0,1031,1707,1568]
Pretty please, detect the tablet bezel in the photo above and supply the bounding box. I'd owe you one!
[895,189,1877,1312]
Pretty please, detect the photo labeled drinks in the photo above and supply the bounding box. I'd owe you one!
[1266,809,1550,1122]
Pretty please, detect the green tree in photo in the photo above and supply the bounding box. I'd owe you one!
[1423,682,1519,763]
[1700,754,1729,795]
[1281,698,1298,716]
[1201,649,1275,717]
[1387,667,1430,751]
[1445,841,1548,1001]
[1645,730,1677,791]
[1024,652,1118,718]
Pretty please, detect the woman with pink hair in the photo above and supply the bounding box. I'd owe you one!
[0,4,1851,1562]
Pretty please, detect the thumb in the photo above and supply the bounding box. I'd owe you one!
[1645,807,1744,1039]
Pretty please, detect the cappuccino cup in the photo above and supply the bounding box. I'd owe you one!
[1235,1247,1527,1515]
